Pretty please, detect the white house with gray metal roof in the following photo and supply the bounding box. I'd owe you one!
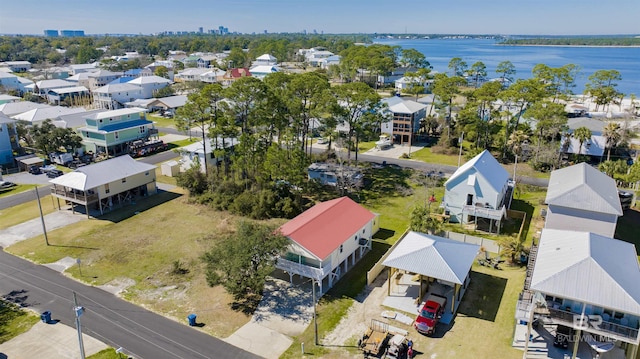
[379,97,427,145]
[444,150,511,227]
[523,228,640,355]
[49,155,157,217]
[544,162,622,237]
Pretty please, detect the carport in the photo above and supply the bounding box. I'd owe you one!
[17,156,44,171]
[382,231,480,321]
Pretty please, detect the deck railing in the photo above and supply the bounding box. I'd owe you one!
[544,307,639,342]
[51,187,99,204]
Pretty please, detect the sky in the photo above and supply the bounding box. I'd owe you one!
[1,0,639,36]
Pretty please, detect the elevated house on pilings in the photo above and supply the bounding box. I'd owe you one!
[516,229,640,359]
[276,197,379,295]
[49,155,157,217]
[443,149,513,233]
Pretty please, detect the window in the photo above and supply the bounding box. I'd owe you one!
[354,236,358,242]
[145,171,149,176]
[339,244,343,253]
[114,131,119,140]
[104,183,110,194]
[362,229,365,234]
[122,178,126,183]
[99,119,103,123]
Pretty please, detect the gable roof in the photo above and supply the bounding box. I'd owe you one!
[545,162,622,215]
[383,231,479,285]
[531,229,640,315]
[87,107,147,120]
[0,101,50,117]
[279,197,375,260]
[249,65,279,74]
[445,149,509,193]
[127,75,171,85]
[49,155,155,190]
[256,54,277,61]
[567,117,606,134]
[93,83,141,94]
[388,99,428,114]
[147,95,187,109]
[12,106,85,123]
[35,79,75,89]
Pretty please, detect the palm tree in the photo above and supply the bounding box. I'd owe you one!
[603,122,621,161]
[573,126,592,158]
[507,130,530,158]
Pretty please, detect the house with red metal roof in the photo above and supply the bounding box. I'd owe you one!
[220,68,251,86]
[277,196,379,294]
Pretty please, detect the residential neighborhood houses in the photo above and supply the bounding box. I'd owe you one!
[0,34,639,359]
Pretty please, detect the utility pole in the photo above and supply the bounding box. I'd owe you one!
[73,292,86,359]
[457,132,464,168]
[35,186,49,246]
[312,279,318,346]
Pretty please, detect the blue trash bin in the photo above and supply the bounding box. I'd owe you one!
[41,311,51,323]
[187,314,197,326]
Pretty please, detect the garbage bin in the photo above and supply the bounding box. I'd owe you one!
[41,311,51,323]
[187,314,197,326]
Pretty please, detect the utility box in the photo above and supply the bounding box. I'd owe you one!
[161,160,180,177]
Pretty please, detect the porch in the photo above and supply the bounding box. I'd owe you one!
[276,244,369,295]
[461,204,507,234]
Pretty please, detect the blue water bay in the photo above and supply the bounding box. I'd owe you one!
[374,38,640,96]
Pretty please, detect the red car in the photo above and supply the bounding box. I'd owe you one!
[414,294,447,335]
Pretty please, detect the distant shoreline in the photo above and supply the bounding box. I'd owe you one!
[499,44,640,48]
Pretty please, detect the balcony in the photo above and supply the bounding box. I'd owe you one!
[51,187,99,205]
[276,257,331,282]
[534,305,640,344]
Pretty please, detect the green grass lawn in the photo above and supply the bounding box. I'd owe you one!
[6,189,261,338]
[87,348,120,359]
[0,184,34,198]
[615,207,640,254]
[167,138,197,150]
[409,147,460,166]
[0,194,58,230]
[0,300,39,344]
[425,264,525,358]
[148,114,176,129]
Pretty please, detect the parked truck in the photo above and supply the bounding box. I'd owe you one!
[414,294,447,336]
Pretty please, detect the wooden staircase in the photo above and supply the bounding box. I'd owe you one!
[524,243,538,290]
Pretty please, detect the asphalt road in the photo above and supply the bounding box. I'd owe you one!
[0,250,259,359]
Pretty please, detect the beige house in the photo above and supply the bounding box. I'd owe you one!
[49,155,157,217]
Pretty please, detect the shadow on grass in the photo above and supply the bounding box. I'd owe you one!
[97,190,183,224]
[616,208,640,254]
[1,289,39,308]
[49,244,100,250]
[360,167,413,204]
[456,271,507,322]
[324,241,390,302]
[509,198,535,241]
[373,228,395,241]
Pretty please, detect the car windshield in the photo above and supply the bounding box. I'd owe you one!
[420,309,435,319]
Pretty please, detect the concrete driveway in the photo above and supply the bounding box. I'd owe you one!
[225,277,314,359]
[0,320,108,359]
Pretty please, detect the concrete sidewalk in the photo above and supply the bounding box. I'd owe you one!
[0,320,108,359]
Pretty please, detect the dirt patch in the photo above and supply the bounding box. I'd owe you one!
[98,278,136,296]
